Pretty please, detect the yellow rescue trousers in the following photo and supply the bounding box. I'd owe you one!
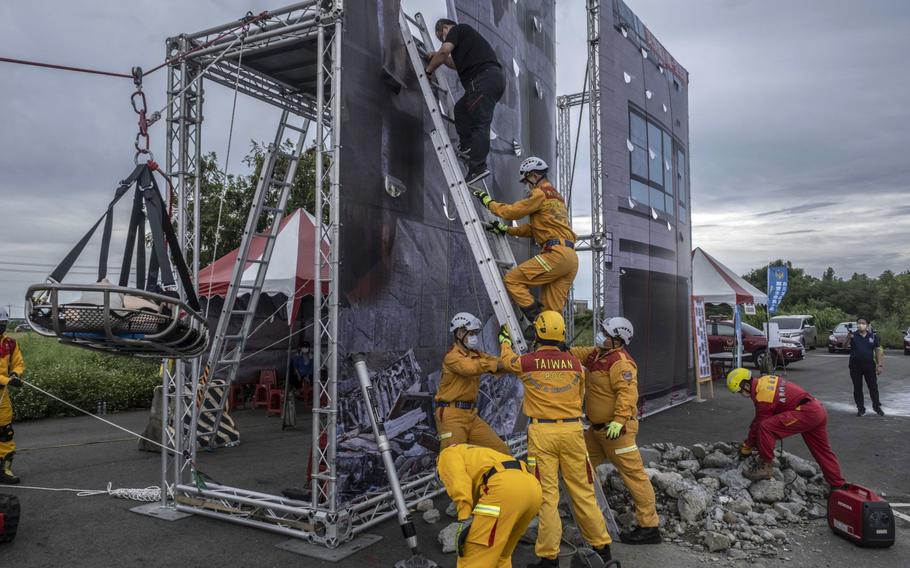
[585,420,659,528]
[436,406,511,456]
[460,468,543,568]
[0,388,15,457]
[503,244,578,312]
[527,421,611,559]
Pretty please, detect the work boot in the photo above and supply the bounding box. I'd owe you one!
[856,408,866,417]
[594,544,613,562]
[526,557,559,568]
[520,303,542,343]
[0,452,20,485]
[619,526,662,545]
[873,406,885,416]
[744,459,774,481]
[465,166,491,186]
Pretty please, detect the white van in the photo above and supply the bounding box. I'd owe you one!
[770,315,817,349]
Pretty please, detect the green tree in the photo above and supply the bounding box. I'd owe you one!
[197,140,319,267]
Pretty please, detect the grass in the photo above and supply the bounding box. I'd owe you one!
[4,333,160,421]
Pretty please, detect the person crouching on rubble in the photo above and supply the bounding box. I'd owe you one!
[726,368,847,488]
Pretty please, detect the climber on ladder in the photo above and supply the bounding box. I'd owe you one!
[473,158,579,338]
[425,18,505,185]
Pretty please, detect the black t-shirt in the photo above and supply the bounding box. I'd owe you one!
[848,331,880,363]
[444,23,501,82]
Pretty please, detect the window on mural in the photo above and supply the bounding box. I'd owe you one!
[628,109,685,220]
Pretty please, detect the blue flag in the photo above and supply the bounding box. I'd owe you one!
[767,266,789,314]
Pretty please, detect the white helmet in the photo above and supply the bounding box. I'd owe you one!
[450,312,482,333]
[602,317,634,344]
[0,307,8,322]
[518,156,548,181]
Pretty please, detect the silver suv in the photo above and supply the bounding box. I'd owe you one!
[771,315,817,349]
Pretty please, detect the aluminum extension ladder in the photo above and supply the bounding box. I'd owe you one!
[196,109,310,446]
[399,11,527,353]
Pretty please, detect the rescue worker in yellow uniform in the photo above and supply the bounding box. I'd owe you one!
[570,317,661,545]
[436,312,511,455]
[473,157,578,332]
[438,443,542,567]
[498,311,614,567]
[0,308,25,485]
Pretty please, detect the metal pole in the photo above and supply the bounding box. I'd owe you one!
[586,0,605,331]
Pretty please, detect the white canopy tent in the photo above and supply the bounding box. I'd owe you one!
[692,247,768,306]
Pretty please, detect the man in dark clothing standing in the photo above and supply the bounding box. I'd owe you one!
[845,318,884,416]
[426,18,505,185]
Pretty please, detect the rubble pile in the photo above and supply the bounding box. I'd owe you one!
[599,442,831,561]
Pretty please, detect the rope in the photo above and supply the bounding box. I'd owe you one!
[565,61,589,209]
[3,483,162,502]
[203,31,247,316]
[0,56,132,78]
[240,321,314,362]
[21,380,179,457]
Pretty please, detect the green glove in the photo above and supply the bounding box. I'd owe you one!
[485,221,508,235]
[498,325,512,347]
[456,516,473,557]
[605,421,624,439]
[472,189,493,207]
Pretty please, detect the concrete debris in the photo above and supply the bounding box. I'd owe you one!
[438,522,460,553]
[422,508,441,523]
[445,501,458,518]
[598,441,833,562]
[416,499,435,512]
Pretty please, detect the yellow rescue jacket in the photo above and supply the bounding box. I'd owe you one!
[570,346,638,425]
[436,345,500,403]
[437,443,519,520]
[488,180,577,246]
[0,334,25,387]
[499,343,585,419]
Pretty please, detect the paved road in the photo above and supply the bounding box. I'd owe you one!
[2,350,908,567]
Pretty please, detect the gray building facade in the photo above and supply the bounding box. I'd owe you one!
[598,0,693,411]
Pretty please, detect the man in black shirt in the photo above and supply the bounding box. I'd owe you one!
[845,318,885,416]
[426,18,505,185]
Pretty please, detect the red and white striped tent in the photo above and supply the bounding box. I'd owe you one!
[198,209,328,320]
[692,247,768,305]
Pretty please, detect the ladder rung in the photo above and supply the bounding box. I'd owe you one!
[282,122,307,134]
[221,334,244,342]
[262,206,282,213]
[247,258,268,264]
[268,180,292,188]
[217,358,241,366]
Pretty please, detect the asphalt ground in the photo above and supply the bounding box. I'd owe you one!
[1,349,908,567]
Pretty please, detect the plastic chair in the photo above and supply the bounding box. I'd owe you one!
[253,371,278,409]
[267,389,284,416]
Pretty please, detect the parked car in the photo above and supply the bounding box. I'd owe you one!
[707,320,804,370]
[904,327,910,355]
[828,322,857,353]
[770,314,817,349]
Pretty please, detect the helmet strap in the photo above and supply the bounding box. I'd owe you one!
[537,338,563,348]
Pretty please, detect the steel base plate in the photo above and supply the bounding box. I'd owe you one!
[130,503,192,521]
[276,534,383,562]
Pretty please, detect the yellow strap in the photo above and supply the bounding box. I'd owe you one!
[526,457,537,467]
[614,444,638,455]
[472,504,501,517]
[438,432,453,440]
[533,255,552,272]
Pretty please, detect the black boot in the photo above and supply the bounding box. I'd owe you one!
[0,452,20,485]
[526,557,559,568]
[619,526,662,545]
[594,544,613,562]
[519,302,542,325]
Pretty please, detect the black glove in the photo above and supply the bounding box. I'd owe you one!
[485,221,509,235]
[456,516,473,557]
[7,373,22,388]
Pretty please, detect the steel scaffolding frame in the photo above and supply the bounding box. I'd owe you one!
[558,0,612,341]
[133,0,449,548]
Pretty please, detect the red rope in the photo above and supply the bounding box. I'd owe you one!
[0,56,131,78]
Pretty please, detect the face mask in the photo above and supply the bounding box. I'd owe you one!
[594,331,607,348]
[464,334,480,349]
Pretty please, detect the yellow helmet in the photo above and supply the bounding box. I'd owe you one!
[534,310,566,342]
[726,367,752,393]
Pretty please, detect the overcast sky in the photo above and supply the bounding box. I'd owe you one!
[1,1,908,315]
